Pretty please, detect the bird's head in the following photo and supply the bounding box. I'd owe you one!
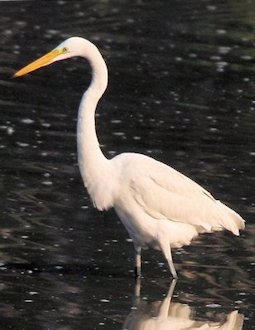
[14,37,87,77]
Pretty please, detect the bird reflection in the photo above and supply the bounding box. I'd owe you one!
[123,280,244,330]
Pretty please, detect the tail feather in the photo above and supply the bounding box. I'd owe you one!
[216,201,245,235]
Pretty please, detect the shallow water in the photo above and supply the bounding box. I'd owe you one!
[1,0,255,329]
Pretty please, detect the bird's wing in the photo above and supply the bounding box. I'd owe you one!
[122,154,244,235]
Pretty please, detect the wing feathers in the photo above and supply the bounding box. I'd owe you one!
[125,155,245,235]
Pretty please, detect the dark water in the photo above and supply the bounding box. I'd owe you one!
[1,0,255,329]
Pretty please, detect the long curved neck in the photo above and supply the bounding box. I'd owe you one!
[77,42,109,189]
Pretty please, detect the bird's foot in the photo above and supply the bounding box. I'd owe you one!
[172,273,178,280]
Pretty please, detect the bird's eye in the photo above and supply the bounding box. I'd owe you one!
[63,47,68,53]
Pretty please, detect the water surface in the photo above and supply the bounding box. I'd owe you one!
[0,1,255,329]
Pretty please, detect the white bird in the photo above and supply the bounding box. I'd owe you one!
[14,37,245,278]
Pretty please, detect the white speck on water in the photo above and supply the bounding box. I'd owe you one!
[113,131,125,136]
[17,141,29,147]
[41,122,51,128]
[216,61,228,71]
[55,266,63,270]
[21,118,34,124]
[7,127,15,135]
[158,262,165,268]
[42,181,53,186]
[218,46,231,54]
[175,57,183,62]
[209,127,218,132]
[210,55,222,61]
[216,29,226,35]
[111,119,122,124]
[189,53,197,58]
[100,299,110,303]
[108,150,117,156]
[241,55,253,61]
[207,5,217,11]
[206,303,221,308]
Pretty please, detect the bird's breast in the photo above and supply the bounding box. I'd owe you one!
[114,199,160,249]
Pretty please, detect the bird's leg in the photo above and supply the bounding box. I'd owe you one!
[134,245,142,278]
[167,252,178,279]
[159,239,178,279]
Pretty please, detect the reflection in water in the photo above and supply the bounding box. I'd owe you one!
[1,0,255,328]
[123,280,244,330]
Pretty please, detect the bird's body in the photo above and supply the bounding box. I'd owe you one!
[15,37,245,278]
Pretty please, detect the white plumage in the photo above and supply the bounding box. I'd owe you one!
[15,37,245,278]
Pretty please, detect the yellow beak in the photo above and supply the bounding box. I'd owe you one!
[14,49,63,78]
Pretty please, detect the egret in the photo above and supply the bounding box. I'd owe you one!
[14,37,245,278]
